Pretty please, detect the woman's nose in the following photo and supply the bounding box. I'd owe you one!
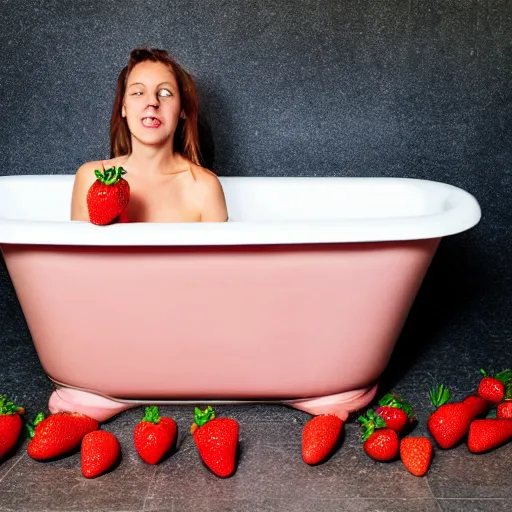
[147,96,159,109]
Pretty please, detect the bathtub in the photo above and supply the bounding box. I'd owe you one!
[0,174,480,422]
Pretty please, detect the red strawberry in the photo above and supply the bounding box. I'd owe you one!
[477,369,505,404]
[375,393,415,433]
[81,430,120,478]
[497,401,512,419]
[118,209,130,223]
[86,165,130,225]
[400,437,433,477]
[461,394,490,416]
[467,419,512,453]
[375,407,408,433]
[27,412,99,460]
[190,406,239,478]
[427,385,489,449]
[134,406,177,464]
[363,429,399,461]
[0,395,25,460]
[301,414,343,465]
[359,410,399,461]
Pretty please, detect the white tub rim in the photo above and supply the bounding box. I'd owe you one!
[0,174,481,246]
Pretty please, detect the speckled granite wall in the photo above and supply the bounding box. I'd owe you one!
[0,1,511,363]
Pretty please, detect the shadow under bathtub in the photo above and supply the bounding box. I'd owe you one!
[377,234,487,393]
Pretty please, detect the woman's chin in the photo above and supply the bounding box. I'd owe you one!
[132,132,174,148]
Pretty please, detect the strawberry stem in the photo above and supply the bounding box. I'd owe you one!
[142,406,161,424]
[358,409,386,441]
[479,368,488,378]
[94,166,127,185]
[193,406,216,428]
[0,395,24,415]
[25,412,45,440]
[429,385,451,408]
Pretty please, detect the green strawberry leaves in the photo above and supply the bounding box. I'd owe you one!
[25,412,45,440]
[358,409,386,441]
[429,385,451,409]
[94,166,127,185]
[0,395,24,416]
[142,406,161,424]
[193,406,216,428]
[495,370,512,398]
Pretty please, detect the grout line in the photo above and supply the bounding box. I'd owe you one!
[141,465,158,512]
[437,498,507,501]
[163,498,456,502]
[0,453,26,485]
[425,475,442,510]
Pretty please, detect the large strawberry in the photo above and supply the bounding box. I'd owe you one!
[27,412,99,460]
[359,412,399,461]
[81,430,120,478]
[0,395,25,460]
[134,406,177,464]
[467,419,512,453]
[375,393,415,434]
[400,437,433,477]
[190,406,239,478]
[301,414,343,465]
[427,385,489,449]
[86,165,130,225]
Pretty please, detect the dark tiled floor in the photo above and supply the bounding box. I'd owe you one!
[1,242,511,512]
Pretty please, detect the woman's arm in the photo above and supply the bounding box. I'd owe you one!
[198,172,229,222]
[70,162,100,221]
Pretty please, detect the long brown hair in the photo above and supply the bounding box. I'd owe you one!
[110,48,202,165]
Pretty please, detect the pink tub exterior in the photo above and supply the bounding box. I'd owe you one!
[0,175,481,421]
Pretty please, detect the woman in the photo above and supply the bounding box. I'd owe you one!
[71,48,228,222]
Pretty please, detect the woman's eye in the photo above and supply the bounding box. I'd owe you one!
[158,89,172,97]
[130,91,143,96]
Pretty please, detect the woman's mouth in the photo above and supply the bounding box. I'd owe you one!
[141,117,162,128]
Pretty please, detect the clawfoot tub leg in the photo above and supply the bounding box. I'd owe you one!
[284,383,379,421]
[48,388,136,422]
[48,384,379,423]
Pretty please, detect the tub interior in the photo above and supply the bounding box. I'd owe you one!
[0,174,457,223]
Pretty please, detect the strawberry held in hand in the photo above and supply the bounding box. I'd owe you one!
[27,412,99,460]
[302,414,343,465]
[190,406,239,478]
[86,165,130,225]
[427,385,489,449]
[81,430,120,478]
[134,406,177,464]
[0,395,25,460]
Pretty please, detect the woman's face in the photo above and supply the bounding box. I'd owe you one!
[122,60,182,149]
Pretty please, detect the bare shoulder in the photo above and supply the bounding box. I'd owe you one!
[188,163,228,222]
[189,163,223,188]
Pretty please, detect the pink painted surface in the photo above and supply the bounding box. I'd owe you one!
[2,240,439,403]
